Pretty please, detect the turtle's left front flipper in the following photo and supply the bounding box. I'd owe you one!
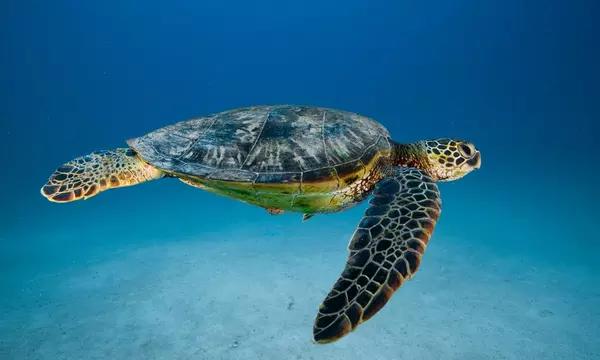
[313,168,441,343]
[41,148,163,203]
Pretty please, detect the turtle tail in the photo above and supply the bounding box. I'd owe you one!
[41,148,164,203]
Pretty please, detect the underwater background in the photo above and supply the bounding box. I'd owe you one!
[1,0,599,359]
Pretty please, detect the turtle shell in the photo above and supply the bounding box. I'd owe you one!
[127,105,392,186]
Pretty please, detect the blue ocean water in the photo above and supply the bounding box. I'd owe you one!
[1,0,599,359]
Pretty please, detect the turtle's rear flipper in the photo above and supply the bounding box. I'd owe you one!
[302,213,314,221]
[41,148,163,203]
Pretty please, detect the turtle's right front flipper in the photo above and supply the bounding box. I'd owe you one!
[313,168,441,343]
[41,148,163,203]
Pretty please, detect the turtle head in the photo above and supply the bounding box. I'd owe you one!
[420,139,481,181]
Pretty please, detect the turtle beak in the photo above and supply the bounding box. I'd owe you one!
[467,151,481,169]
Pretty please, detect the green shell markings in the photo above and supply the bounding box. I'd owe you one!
[125,105,393,213]
[41,105,481,343]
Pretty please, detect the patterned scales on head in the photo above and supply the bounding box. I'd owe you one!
[127,105,393,214]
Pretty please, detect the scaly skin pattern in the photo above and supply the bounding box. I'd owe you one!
[312,141,481,343]
[40,148,163,202]
[418,139,481,181]
[313,168,442,343]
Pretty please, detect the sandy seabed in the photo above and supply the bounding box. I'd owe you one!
[1,228,598,360]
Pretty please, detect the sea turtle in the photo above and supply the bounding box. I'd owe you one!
[41,105,481,343]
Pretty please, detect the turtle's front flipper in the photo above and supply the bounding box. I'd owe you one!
[41,148,163,203]
[313,168,441,343]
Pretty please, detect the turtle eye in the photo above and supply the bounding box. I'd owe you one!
[459,143,473,157]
